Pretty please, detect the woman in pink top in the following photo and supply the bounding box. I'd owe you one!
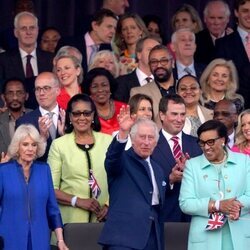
[54,55,83,110]
[231,109,250,155]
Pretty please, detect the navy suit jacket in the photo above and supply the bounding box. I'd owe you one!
[215,30,250,107]
[99,138,167,250]
[15,108,59,162]
[151,130,202,222]
[114,70,140,103]
[56,35,112,76]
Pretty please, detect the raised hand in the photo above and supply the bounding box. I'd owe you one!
[57,108,66,136]
[38,115,52,139]
[0,152,10,163]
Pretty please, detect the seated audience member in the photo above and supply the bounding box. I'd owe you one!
[195,0,232,65]
[114,12,148,75]
[151,94,202,222]
[48,94,112,226]
[171,4,203,34]
[54,55,83,110]
[99,115,167,250]
[40,27,61,53]
[130,45,175,124]
[180,120,250,250]
[88,50,120,78]
[16,72,65,161]
[0,124,68,250]
[213,99,238,148]
[56,9,117,74]
[115,35,161,103]
[143,14,166,42]
[171,28,206,80]
[200,58,244,113]
[176,75,213,136]
[232,109,250,155]
[83,68,125,135]
[0,78,32,158]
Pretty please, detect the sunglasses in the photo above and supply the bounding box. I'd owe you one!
[197,137,221,147]
[71,110,93,118]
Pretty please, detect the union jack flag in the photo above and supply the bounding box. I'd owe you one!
[205,212,227,231]
[88,169,101,199]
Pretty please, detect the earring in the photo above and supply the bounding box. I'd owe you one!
[222,143,225,147]
[92,120,94,124]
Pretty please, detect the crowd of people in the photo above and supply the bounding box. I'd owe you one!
[0,0,250,249]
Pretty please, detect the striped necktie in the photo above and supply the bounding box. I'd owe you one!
[171,136,182,160]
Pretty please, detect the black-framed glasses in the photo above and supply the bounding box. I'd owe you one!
[213,111,235,118]
[149,58,172,67]
[197,137,221,147]
[71,110,93,118]
[34,86,53,93]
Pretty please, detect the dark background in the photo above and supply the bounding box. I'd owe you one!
[0,0,236,43]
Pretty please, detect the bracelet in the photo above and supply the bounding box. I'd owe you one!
[71,196,78,207]
[210,201,215,213]
[215,200,220,211]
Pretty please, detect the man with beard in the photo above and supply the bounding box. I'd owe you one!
[0,78,32,159]
[130,44,175,126]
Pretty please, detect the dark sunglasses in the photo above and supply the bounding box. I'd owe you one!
[71,110,93,118]
[197,137,221,147]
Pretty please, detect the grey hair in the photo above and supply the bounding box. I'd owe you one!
[171,28,196,43]
[14,11,38,28]
[204,0,230,18]
[130,118,159,142]
[88,50,120,78]
[54,46,83,64]
[8,124,46,159]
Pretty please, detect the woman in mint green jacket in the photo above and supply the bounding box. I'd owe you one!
[179,120,250,250]
[48,94,112,225]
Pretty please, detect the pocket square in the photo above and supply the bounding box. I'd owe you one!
[162,181,166,186]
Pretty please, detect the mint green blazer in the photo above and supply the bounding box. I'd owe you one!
[179,150,250,250]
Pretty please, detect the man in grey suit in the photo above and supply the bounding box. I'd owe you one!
[0,78,32,159]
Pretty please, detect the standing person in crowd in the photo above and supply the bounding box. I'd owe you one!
[54,55,83,110]
[195,0,232,65]
[40,27,61,53]
[0,78,32,158]
[114,13,148,75]
[151,94,202,222]
[171,4,203,34]
[216,0,250,109]
[88,50,120,78]
[232,109,250,155]
[115,35,161,103]
[0,11,54,83]
[213,100,238,149]
[130,45,175,124]
[16,72,65,161]
[176,75,213,137]
[0,124,68,250]
[102,0,129,16]
[48,94,112,228]
[83,68,125,135]
[57,9,117,75]
[200,58,244,113]
[180,120,250,250]
[99,112,167,250]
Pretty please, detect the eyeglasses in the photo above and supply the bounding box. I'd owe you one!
[213,111,235,118]
[34,86,53,93]
[178,86,199,92]
[71,110,93,118]
[149,58,172,67]
[5,90,25,98]
[197,137,221,147]
[18,26,37,33]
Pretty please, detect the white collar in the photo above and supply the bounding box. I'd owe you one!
[19,47,36,59]
[161,128,182,143]
[39,104,59,117]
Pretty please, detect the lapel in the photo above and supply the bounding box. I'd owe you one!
[129,70,140,87]
[0,112,11,148]
[11,49,25,79]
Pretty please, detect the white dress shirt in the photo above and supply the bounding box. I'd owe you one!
[19,47,38,76]
[39,105,59,129]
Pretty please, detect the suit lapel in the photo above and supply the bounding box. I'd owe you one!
[0,112,11,149]
[11,50,25,79]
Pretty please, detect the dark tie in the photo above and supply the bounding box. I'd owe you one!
[171,136,182,160]
[26,54,34,78]
[145,77,152,83]
[48,112,56,140]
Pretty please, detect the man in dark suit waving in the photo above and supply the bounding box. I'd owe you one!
[152,94,202,222]
[99,109,167,250]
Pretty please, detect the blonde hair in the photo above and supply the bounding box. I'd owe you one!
[8,124,46,159]
[200,58,244,105]
[88,50,120,78]
[235,109,250,151]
